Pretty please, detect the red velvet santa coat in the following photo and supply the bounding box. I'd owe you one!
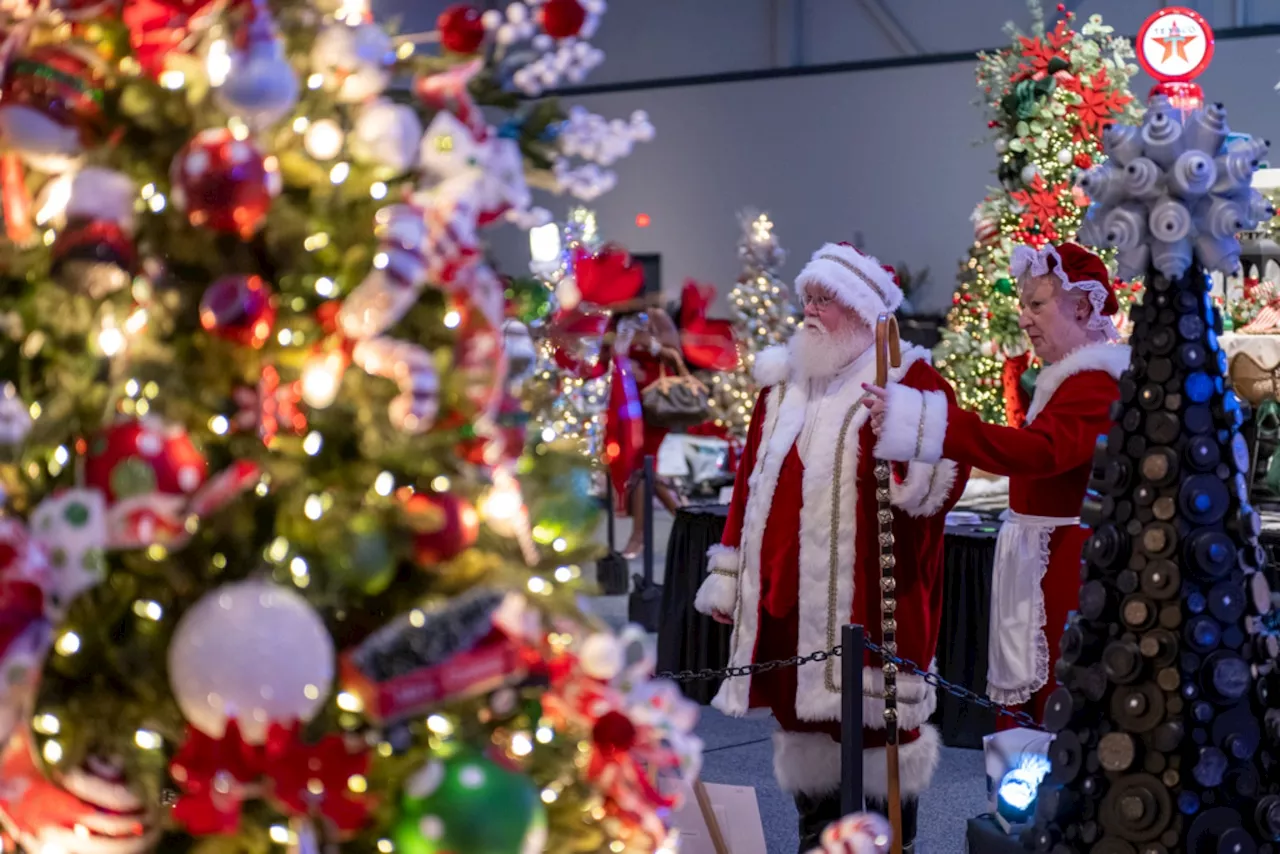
[693,342,968,799]
[876,341,1129,724]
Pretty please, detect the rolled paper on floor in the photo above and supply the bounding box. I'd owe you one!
[1141,107,1186,169]
[1078,164,1127,208]
[1103,203,1150,250]
[1148,197,1193,243]
[1102,124,1145,166]
[1194,234,1241,276]
[1115,245,1150,283]
[1212,150,1256,195]
[1167,150,1216,199]
[1123,157,1165,199]
[1150,236,1193,280]
[1199,196,1248,239]
[1182,102,1230,157]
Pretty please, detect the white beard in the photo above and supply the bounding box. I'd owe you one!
[791,321,871,380]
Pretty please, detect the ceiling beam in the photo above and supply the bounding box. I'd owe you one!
[855,0,922,56]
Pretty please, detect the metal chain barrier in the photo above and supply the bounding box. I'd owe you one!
[656,637,1043,731]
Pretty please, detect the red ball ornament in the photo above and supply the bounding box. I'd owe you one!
[538,0,586,39]
[170,129,281,238]
[200,275,276,349]
[403,491,480,565]
[592,710,637,756]
[0,43,108,169]
[85,419,208,504]
[438,4,486,54]
[1073,151,1094,169]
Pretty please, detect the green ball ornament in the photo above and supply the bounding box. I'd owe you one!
[326,512,397,595]
[994,277,1015,296]
[393,751,547,854]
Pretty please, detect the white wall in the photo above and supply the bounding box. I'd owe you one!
[488,29,1280,316]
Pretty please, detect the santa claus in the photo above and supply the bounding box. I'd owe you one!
[693,242,969,853]
[865,241,1130,726]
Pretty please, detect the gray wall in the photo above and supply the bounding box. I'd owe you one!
[379,0,1280,315]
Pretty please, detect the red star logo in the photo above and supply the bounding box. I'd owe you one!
[1152,23,1197,63]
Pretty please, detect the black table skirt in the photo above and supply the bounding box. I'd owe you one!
[656,504,732,705]
[934,524,1000,749]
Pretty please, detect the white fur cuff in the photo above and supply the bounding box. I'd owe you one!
[694,546,739,616]
[863,724,941,800]
[874,386,946,464]
[863,666,937,731]
[771,724,942,799]
[890,459,959,518]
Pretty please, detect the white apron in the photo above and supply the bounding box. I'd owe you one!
[986,510,1079,706]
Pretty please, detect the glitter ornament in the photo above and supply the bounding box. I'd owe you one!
[168,578,334,743]
[170,129,281,238]
[199,275,276,349]
[310,21,394,103]
[349,100,422,175]
[391,751,547,854]
[403,491,480,566]
[0,43,107,172]
[215,0,299,130]
[438,4,486,54]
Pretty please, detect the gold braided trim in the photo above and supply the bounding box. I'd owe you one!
[710,567,739,578]
[825,394,871,694]
[914,393,928,459]
[817,254,888,304]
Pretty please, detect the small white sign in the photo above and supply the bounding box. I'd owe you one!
[669,783,768,854]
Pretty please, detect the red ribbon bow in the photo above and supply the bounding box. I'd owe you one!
[678,280,738,371]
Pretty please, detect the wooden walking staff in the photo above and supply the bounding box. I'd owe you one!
[873,313,904,854]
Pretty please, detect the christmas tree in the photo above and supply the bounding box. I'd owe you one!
[0,1,698,852]
[705,210,796,438]
[933,3,1143,425]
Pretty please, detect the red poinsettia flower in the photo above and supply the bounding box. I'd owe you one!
[1010,175,1069,237]
[1011,24,1071,81]
[1074,151,1094,169]
[168,721,263,835]
[264,722,373,834]
[1061,69,1133,143]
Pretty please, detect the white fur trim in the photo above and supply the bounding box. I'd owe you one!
[873,387,947,465]
[771,724,942,799]
[712,346,932,721]
[694,546,739,616]
[891,460,959,518]
[752,344,791,387]
[863,664,938,732]
[862,724,942,800]
[1025,342,1130,425]
[773,731,842,796]
[795,243,903,328]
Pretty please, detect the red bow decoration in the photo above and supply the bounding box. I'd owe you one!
[169,719,373,837]
[678,280,738,372]
[572,245,645,307]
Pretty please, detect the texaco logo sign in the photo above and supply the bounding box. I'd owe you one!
[1136,7,1215,82]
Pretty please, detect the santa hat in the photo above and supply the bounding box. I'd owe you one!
[794,242,903,327]
[1010,242,1120,340]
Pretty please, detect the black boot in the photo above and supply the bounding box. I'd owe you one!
[794,790,844,853]
[865,797,919,852]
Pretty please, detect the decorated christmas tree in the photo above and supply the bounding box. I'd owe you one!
[933,3,1143,425]
[705,210,796,438]
[0,1,698,852]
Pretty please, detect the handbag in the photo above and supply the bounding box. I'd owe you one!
[640,357,710,430]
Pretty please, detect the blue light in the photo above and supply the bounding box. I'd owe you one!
[997,754,1051,820]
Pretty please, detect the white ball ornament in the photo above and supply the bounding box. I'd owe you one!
[980,339,1000,358]
[168,579,334,743]
[310,22,393,103]
[994,138,1009,154]
[1056,148,1073,165]
[578,632,623,681]
[1020,164,1040,184]
[350,100,423,175]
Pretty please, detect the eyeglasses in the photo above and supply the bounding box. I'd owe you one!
[801,293,836,309]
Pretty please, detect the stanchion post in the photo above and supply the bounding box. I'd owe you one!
[841,623,865,816]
